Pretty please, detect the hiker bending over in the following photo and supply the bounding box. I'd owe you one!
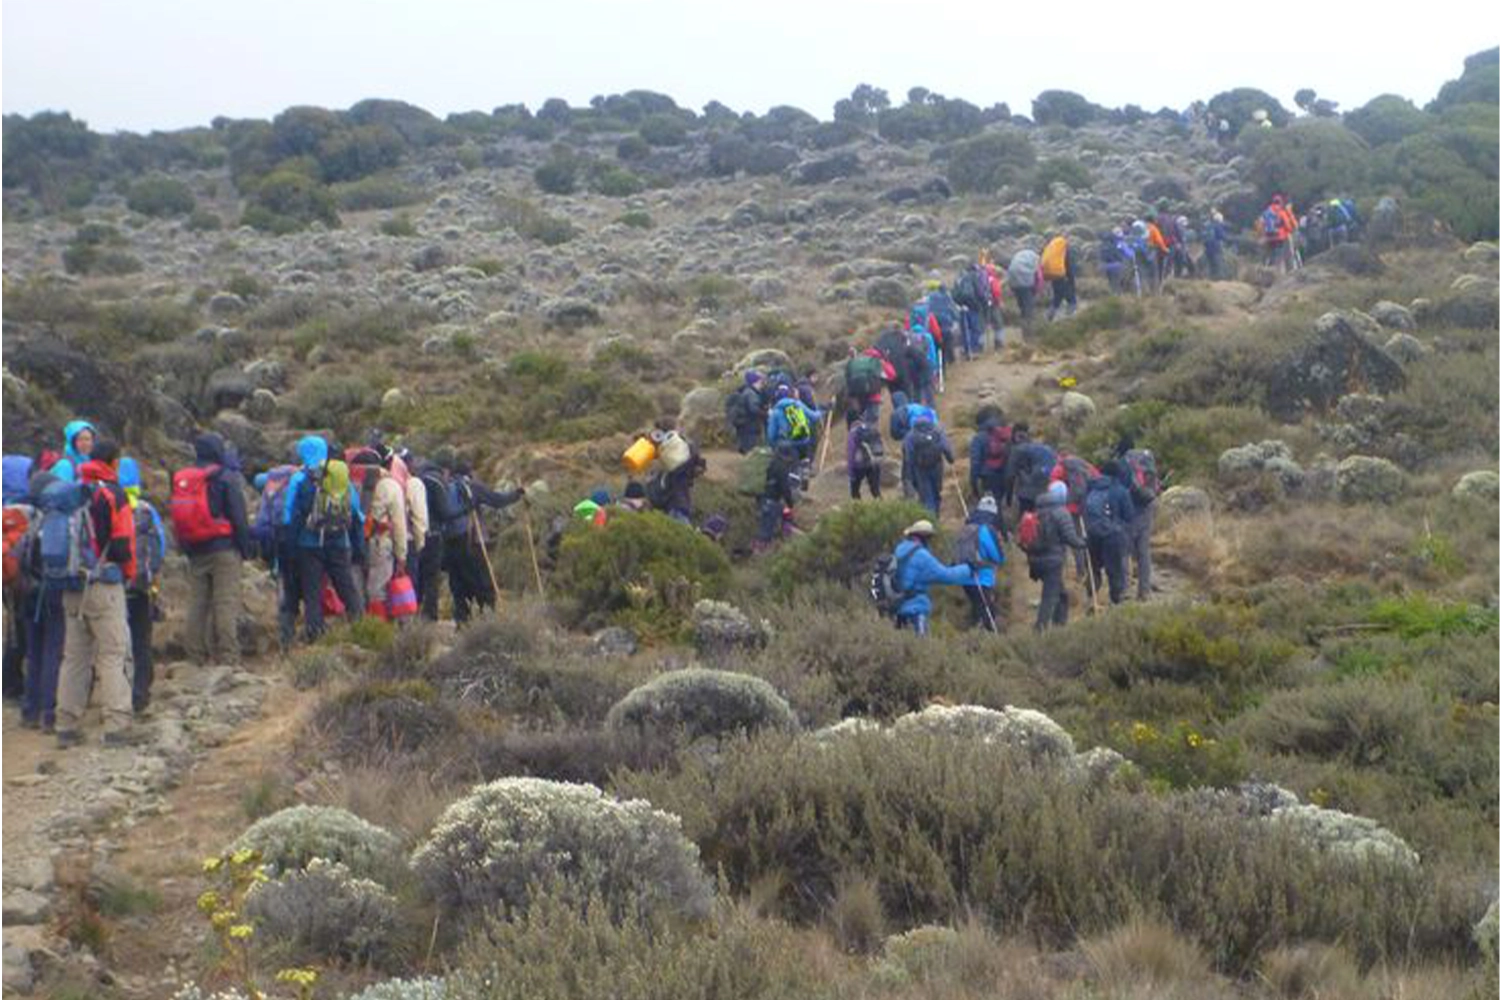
[890,519,975,637]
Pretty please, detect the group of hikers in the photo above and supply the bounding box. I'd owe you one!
[1,420,541,746]
[1255,193,1362,272]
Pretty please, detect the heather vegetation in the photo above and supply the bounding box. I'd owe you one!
[3,48,1497,1000]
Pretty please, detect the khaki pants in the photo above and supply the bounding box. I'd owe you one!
[186,549,242,665]
[366,535,396,612]
[57,584,132,734]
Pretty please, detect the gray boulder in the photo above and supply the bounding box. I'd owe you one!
[591,627,638,658]
[1265,311,1405,421]
[243,388,278,422]
[1453,471,1500,503]
[1218,440,1305,492]
[1366,196,1400,243]
[542,297,602,329]
[1382,333,1428,364]
[677,385,726,443]
[1157,485,1212,524]
[207,292,247,317]
[691,599,772,661]
[1336,455,1406,504]
[732,348,794,378]
[206,367,255,413]
[244,358,287,391]
[1370,300,1415,331]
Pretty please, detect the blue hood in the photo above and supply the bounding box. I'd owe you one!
[296,436,329,470]
[908,405,937,425]
[2,455,33,504]
[118,457,142,489]
[62,419,96,466]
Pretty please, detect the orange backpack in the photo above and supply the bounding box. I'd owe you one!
[3,505,35,590]
[1040,237,1069,280]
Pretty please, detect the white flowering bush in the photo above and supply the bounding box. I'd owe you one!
[411,777,713,923]
[1476,899,1499,971]
[890,704,1076,762]
[1267,803,1420,868]
[244,858,399,961]
[232,805,403,881]
[810,717,884,742]
[605,668,794,741]
[170,988,251,1000]
[347,977,448,1000]
[872,925,962,985]
[690,599,773,659]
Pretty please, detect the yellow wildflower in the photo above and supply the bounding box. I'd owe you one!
[196,890,220,913]
[210,910,237,930]
[230,848,258,867]
[277,968,320,985]
[202,857,224,873]
[1186,732,1203,749]
[228,924,255,940]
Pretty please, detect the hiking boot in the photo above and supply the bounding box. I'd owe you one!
[55,730,84,749]
[102,729,150,748]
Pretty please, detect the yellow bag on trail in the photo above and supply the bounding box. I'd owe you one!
[623,436,657,475]
[1041,237,1068,280]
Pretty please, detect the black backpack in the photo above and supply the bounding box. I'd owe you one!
[910,423,944,472]
[1083,487,1120,540]
[646,470,672,511]
[852,423,884,470]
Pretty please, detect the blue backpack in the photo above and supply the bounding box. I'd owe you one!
[2,455,33,506]
[37,480,97,590]
[1083,486,1120,540]
[1261,208,1283,238]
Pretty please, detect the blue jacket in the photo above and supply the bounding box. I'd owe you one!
[3,455,33,505]
[891,402,936,444]
[926,290,959,332]
[1202,220,1227,249]
[1084,475,1136,538]
[50,419,97,483]
[901,419,954,479]
[766,398,821,447]
[894,538,975,618]
[965,514,1005,588]
[283,436,365,553]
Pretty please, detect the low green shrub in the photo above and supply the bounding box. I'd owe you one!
[379,213,417,236]
[334,174,423,211]
[411,777,713,924]
[313,678,458,758]
[126,174,196,217]
[615,210,653,229]
[769,499,933,594]
[244,858,399,962]
[231,804,403,881]
[1367,595,1498,639]
[605,668,794,740]
[493,195,576,245]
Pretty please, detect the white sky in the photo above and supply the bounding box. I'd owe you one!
[2,0,1497,134]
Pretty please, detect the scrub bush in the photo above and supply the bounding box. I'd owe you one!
[945,132,1036,194]
[244,858,399,961]
[410,777,713,924]
[605,668,795,740]
[231,805,402,882]
[348,980,448,1000]
[769,498,933,593]
[126,173,196,217]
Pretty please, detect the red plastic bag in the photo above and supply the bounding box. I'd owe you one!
[387,573,417,619]
[321,581,345,618]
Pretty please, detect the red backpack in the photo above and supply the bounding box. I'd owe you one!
[1017,510,1043,553]
[3,505,34,591]
[168,465,233,546]
[981,425,1013,472]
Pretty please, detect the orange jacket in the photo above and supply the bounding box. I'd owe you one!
[1146,222,1169,253]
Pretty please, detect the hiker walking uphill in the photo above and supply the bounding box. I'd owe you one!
[956,495,1005,632]
[766,387,821,464]
[882,519,975,637]
[1116,436,1161,601]
[726,372,769,454]
[170,433,252,668]
[843,347,893,425]
[1099,229,1129,295]
[967,408,1012,506]
[1021,481,1087,632]
[1041,234,1079,321]
[120,457,167,712]
[1082,461,1135,605]
[284,437,366,642]
[437,458,525,625]
[847,414,885,499]
[53,440,141,748]
[1259,195,1298,272]
[756,441,803,550]
[1050,451,1099,582]
[903,414,955,515]
[1007,247,1043,322]
[1006,428,1056,514]
[952,262,995,357]
[924,280,961,368]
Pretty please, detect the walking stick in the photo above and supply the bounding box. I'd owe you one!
[521,505,545,599]
[816,407,835,474]
[470,509,503,607]
[1078,517,1102,614]
[951,466,970,518]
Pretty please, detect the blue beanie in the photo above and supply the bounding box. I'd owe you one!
[118,457,142,488]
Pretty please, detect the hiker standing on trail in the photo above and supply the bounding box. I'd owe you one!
[49,419,97,484]
[350,448,408,620]
[1116,436,1161,601]
[890,519,975,637]
[727,371,769,454]
[847,414,885,499]
[1083,461,1135,605]
[1100,229,1129,295]
[1023,480,1087,631]
[766,386,822,465]
[1042,233,1079,321]
[2,455,36,704]
[1260,195,1296,272]
[1007,430,1056,515]
[844,347,893,426]
[957,495,1005,633]
[903,414,954,516]
[967,408,1011,504]
[173,433,252,668]
[1201,211,1228,280]
[445,459,525,623]
[284,437,365,641]
[757,441,802,550]
[119,458,166,712]
[19,460,67,732]
[54,440,140,748]
[1145,217,1171,291]
[1007,247,1043,322]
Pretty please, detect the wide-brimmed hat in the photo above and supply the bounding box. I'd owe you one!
[904,519,936,538]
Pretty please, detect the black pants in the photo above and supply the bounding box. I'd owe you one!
[1034,563,1069,631]
[276,545,303,649]
[443,536,493,624]
[964,585,999,632]
[418,536,445,620]
[126,590,154,711]
[1087,533,1128,604]
[734,424,761,454]
[850,466,881,499]
[2,594,28,700]
[1013,286,1035,319]
[298,546,363,641]
[1049,277,1077,314]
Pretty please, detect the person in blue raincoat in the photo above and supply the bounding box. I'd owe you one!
[891,519,975,636]
[49,419,97,483]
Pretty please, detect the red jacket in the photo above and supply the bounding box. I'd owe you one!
[79,460,137,584]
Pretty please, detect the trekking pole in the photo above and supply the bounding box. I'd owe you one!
[1078,519,1102,615]
[816,408,835,475]
[951,467,970,518]
[937,349,945,395]
[521,503,545,599]
[470,510,503,607]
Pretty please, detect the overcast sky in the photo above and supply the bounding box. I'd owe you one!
[3,0,1497,133]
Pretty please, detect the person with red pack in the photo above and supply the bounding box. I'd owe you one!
[54,440,141,748]
[169,433,251,667]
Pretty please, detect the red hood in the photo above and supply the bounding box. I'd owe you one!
[79,460,118,484]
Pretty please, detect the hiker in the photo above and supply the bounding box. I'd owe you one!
[18,463,66,732]
[957,495,1005,632]
[54,440,140,748]
[1050,452,1099,582]
[757,441,802,550]
[1007,247,1043,321]
[445,459,525,623]
[950,266,989,359]
[391,446,429,605]
[889,520,975,636]
[982,259,1006,348]
[726,372,769,454]
[1201,211,1228,280]
[119,458,166,712]
[252,460,300,647]
[843,347,892,426]
[416,450,454,620]
[1327,197,1359,245]
[1022,480,1087,631]
[1116,435,1161,601]
[847,414,885,499]
[926,279,962,365]
[766,386,821,464]
[903,414,954,515]
[1041,234,1079,321]
[619,480,648,512]
[1260,195,1296,272]
[1007,429,1056,514]
[1128,220,1154,294]
[1100,229,1128,295]
[1171,216,1196,278]
[3,455,36,703]
[284,437,366,641]
[1154,207,1188,279]
[1145,217,1171,290]
[1083,460,1135,605]
[350,448,408,620]
[874,325,915,401]
[172,433,252,668]
[908,293,949,375]
[49,419,98,484]
[967,408,1011,505]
